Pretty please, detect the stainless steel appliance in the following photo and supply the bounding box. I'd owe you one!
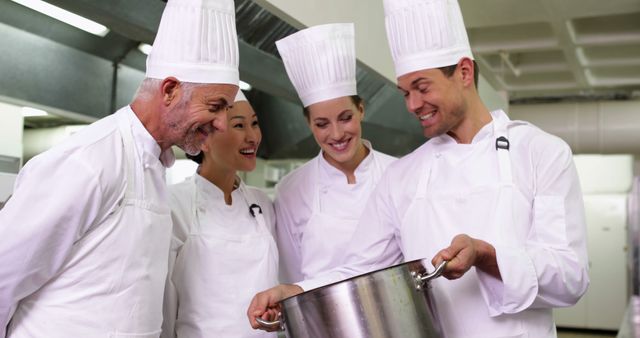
[258,260,446,338]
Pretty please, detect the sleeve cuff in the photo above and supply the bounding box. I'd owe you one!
[296,272,344,292]
[477,245,538,316]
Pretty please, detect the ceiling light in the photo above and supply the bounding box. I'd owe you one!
[138,43,152,55]
[11,0,109,37]
[22,107,48,117]
[239,80,252,91]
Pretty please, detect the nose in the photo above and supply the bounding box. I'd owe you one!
[329,123,343,140]
[211,110,228,132]
[406,92,423,114]
[245,125,261,145]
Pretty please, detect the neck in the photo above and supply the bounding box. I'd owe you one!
[199,162,237,205]
[324,141,369,184]
[130,99,172,151]
[446,96,492,144]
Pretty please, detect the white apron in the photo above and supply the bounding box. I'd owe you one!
[172,180,278,338]
[400,117,536,338]
[8,111,172,338]
[300,151,387,279]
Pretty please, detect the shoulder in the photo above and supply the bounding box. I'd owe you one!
[275,157,316,197]
[371,149,398,169]
[168,179,194,211]
[24,115,124,192]
[386,141,429,174]
[245,186,273,206]
[508,119,572,158]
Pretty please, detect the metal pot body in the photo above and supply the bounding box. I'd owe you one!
[280,260,444,338]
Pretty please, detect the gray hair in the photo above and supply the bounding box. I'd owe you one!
[134,78,209,102]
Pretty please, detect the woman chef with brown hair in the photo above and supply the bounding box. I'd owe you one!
[270,23,396,288]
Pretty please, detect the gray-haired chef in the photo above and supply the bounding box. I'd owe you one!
[0,0,239,337]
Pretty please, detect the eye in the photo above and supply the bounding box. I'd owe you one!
[233,122,244,129]
[315,122,328,129]
[251,120,259,127]
[339,114,353,122]
[418,85,429,94]
[209,103,229,113]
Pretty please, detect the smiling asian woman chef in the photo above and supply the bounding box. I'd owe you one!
[161,91,278,338]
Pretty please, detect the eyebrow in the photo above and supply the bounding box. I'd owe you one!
[230,113,257,120]
[206,97,229,106]
[398,77,431,91]
[337,109,353,118]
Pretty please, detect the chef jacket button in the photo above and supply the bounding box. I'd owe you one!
[435,153,442,158]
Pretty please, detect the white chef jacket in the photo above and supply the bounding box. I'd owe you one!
[275,141,396,283]
[297,110,589,338]
[162,174,278,338]
[0,107,175,338]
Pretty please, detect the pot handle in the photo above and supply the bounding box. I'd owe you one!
[413,261,447,291]
[255,315,284,332]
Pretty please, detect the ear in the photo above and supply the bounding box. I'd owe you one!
[357,102,365,118]
[457,57,475,88]
[160,77,180,106]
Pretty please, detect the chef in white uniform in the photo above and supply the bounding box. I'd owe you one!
[0,1,240,337]
[162,91,278,338]
[271,23,396,284]
[249,1,589,337]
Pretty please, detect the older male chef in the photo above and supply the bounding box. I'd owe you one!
[0,0,239,337]
[249,0,589,336]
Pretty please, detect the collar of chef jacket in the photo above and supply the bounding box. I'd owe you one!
[430,110,510,150]
[125,106,176,168]
[317,139,376,183]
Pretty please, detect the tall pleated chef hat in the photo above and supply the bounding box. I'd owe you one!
[276,23,357,107]
[383,0,474,78]
[146,0,239,85]
[235,89,247,102]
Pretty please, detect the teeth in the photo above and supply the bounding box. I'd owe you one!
[240,149,255,154]
[333,141,348,150]
[420,112,435,121]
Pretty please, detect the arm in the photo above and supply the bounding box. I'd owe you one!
[248,168,404,330]
[475,135,589,315]
[273,190,304,284]
[0,155,104,335]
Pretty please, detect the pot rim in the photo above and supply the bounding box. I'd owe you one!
[281,258,429,303]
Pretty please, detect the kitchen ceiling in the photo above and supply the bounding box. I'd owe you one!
[460,0,640,102]
[1,0,639,157]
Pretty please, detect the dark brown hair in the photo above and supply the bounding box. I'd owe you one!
[439,60,479,88]
[303,95,364,119]
[186,151,204,164]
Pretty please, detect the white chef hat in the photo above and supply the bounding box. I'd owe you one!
[146,0,239,85]
[276,23,357,107]
[383,0,474,78]
[235,89,247,102]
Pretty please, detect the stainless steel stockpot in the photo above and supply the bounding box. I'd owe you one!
[257,259,446,338]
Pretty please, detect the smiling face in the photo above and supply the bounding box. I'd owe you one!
[397,61,468,139]
[165,82,238,155]
[306,96,364,167]
[201,100,261,172]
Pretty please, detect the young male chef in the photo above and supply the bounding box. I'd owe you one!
[0,0,240,337]
[248,0,589,336]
